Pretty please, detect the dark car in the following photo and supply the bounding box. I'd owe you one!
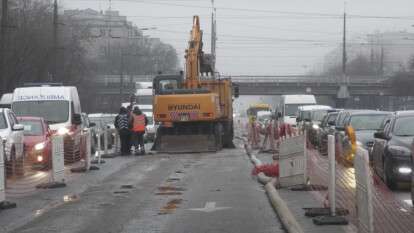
[335,110,390,153]
[317,111,340,155]
[371,111,414,190]
[333,110,390,165]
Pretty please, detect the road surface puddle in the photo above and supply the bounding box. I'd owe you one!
[159,199,182,215]
[156,186,185,195]
[63,194,80,203]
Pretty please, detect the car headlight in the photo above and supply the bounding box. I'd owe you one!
[34,142,45,151]
[388,146,411,156]
[57,127,70,135]
[312,124,319,130]
[398,167,412,174]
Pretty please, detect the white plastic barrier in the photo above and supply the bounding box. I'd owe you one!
[103,129,108,155]
[37,135,65,188]
[279,134,306,187]
[51,136,65,183]
[85,132,91,170]
[0,142,5,202]
[0,142,16,209]
[354,147,374,233]
[328,135,336,216]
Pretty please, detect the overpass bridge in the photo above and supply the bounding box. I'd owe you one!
[229,75,391,96]
[90,74,408,112]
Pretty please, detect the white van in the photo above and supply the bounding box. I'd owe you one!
[11,85,82,134]
[279,95,316,126]
[135,82,153,105]
[0,93,13,108]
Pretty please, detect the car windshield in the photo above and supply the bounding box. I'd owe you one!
[349,114,388,130]
[394,116,414,136]
[0,113,7,129]
[300,111,311,120]
[285,104,302,116]
[12,101,69,124]
[311,110,329,121]
[20,120,44,136]
[136,96,153,105]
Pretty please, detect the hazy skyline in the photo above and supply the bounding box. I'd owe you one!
[63,0,414,75]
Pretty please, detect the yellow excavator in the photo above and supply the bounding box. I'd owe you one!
[152,15,238,153]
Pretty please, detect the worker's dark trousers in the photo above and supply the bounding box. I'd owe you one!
[132,131,145,154]
[119,129,131,155]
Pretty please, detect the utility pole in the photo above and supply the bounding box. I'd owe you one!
[211,0,216,72]
[1,0,8,93]
[337,5,350,108]
[342,11,347,80]
[120,51,124,103]
[52,0,58,81]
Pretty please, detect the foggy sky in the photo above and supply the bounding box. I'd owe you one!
[63,0,414,75]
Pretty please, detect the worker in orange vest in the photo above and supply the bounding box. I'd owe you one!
[131,106,148,155]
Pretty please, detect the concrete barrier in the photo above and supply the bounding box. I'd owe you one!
[265,179,304,233]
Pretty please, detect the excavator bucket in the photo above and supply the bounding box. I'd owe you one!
[153,134,218,154]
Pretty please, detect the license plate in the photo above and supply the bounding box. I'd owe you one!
[180,114,189,121]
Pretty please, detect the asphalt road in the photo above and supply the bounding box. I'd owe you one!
[10,145,284,233]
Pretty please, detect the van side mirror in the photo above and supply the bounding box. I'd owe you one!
[296,117,301,122]
[12,124,24,131]
[374,131,389,140]
[72,113,82,125]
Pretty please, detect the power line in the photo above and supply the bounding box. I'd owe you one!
[73,0,414,20]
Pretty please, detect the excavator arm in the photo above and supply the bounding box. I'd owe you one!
[185,16,203,89]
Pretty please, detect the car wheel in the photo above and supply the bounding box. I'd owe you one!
[384,157,397,190]
[411,174,414,206]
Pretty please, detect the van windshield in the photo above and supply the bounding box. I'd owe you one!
[12,101,69,124]
[285,104,302,116]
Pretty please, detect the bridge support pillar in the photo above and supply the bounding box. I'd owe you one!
[336,85,350,108]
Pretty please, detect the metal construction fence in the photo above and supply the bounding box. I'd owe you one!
[305,132,414,233]
[1,128,120,200]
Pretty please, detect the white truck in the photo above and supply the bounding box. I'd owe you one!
[278,95,316,126]
[11,85,83,163]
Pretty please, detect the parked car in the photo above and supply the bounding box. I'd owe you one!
[81,113,97,153]
[0,108,25,175]
[371,111,414,190]
[88,113,116,150]
[17,116,52,169]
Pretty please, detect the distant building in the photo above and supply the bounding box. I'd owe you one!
[63,9,143,59]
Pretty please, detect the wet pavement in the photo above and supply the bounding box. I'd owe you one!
[5,144,284,233]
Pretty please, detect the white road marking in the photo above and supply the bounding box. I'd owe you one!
[188,202,231,213]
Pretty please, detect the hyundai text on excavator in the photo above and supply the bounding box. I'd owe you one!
[152,16,238,153]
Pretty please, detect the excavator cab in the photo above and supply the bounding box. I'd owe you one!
[153,75,183,95]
